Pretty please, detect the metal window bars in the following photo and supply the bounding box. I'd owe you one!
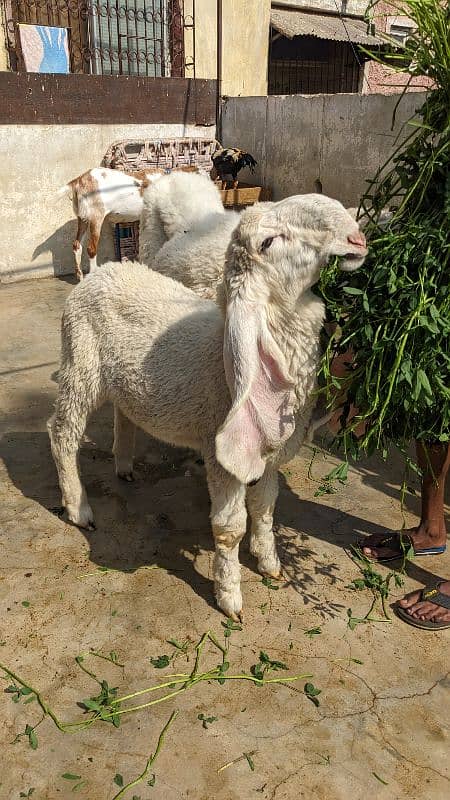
[1,0,194,76]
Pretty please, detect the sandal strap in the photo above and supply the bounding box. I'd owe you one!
[378,532,413,553]
[421,582,450,610]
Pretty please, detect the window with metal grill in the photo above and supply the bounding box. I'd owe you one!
[1,0,189,76]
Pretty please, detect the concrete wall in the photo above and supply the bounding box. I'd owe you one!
[0,123,215,282]
[221,91,426,206]
[185,0,271,96]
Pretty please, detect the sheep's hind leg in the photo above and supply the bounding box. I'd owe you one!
[246,468,282,579]
[205,455,247,620]
[48,374,100,530]
[86,217,103,272]
[113,406,136,481]
[73,219,87,281]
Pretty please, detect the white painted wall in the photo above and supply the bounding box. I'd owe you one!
[0,123,215,282]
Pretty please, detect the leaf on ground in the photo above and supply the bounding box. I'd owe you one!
[25,725,38,750]
[261,576,280,590]
[304,626,322,638]
[244,752,255,771]
[62,774,82,781]
[72,781,88,793]
[150,654,171,669]
[113,773,124,787]
[304,682,321,706]
[198,713,218,729]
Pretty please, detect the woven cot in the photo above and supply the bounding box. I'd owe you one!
[103,138,218,174]
[103,137,217,261]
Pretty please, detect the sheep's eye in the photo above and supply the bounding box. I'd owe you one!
[261,236,274,252]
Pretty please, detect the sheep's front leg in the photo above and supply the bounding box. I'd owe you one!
[206,458,247,620]
[246,467,282,578]
[113,406,136,481]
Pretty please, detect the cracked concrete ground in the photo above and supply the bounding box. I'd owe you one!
[0,277,449,800]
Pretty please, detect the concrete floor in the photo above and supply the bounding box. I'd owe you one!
[0,277,448,800]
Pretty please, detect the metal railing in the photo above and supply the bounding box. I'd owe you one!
[268,31,362,94]
[1,0,194,76]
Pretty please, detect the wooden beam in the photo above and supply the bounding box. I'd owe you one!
[0,74,217,125]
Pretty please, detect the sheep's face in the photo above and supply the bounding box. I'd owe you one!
[226,194,367,300]
[218,194,367,486]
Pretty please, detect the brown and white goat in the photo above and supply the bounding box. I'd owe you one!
[59,166,200,280]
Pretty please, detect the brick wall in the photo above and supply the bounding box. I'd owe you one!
[366,1,432,94]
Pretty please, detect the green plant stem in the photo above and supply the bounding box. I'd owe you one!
[102,672,314,720]
[111,711,178,800]
[1,631,313,734]
[0,662,88,734]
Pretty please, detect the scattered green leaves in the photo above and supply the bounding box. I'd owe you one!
[1,631,312,756]
[79,679,120,728]
[304,682,321,707]
[4,684,33,704]
[221,619,242,638]
[261,576,280,590]
[251,651,288,683]
[197,713,218,729]
[113,774,124,787]
[346,546,405,621]
[150,655,171,669]
[19,790,35,798]
[304,626,322,639]
[314,462,348,497]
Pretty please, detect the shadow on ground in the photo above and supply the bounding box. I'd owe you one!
[1,399,448,619]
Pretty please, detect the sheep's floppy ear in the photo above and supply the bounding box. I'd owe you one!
[216,295,297,484]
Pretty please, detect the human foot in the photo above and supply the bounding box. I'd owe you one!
[361,525,446,561]
[396,580,450,628]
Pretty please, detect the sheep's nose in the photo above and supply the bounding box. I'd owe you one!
[347,231,367,248]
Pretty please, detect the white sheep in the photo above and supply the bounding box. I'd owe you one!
[60,166,206,281]
[48,195,367,619]
[153,209,240,300]
[138,171,225,266]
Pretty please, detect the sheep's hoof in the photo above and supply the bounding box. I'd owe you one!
[117,470,135,482]
[66,503,96,531]
[216,587,243,622]
[259,567,284,581]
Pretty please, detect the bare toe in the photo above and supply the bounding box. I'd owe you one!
[399,590,422,608]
